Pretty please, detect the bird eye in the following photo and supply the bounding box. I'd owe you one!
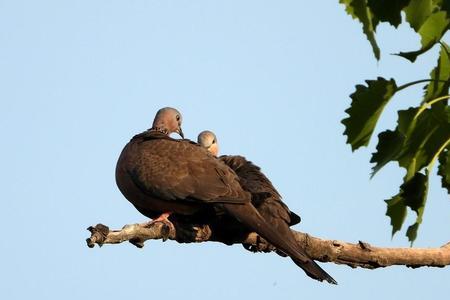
[212,139,216,144]
[176,115,180,121]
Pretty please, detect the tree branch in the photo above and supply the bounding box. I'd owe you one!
[86,220,450,269]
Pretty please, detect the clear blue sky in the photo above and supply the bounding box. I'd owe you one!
[1,1,449,299]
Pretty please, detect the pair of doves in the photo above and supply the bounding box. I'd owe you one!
[115,107,336,284]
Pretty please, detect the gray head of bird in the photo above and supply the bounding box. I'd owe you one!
[197,130,219,156]
[151,107,184,138]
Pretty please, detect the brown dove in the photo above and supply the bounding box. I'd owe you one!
[115,107,336,284]
[198,130,301,224]
[197,130,301,253]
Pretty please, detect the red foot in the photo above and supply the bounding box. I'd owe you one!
[145,212,175,232]
[152,212,172,223]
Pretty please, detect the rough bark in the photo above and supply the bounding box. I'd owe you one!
[86,220,450,269]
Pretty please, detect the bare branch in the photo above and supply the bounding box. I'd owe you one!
[86,221,450,269]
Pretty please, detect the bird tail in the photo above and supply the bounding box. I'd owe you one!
[222,203,337,285]
[292,258,337,284]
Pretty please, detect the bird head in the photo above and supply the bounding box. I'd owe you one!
[152,107,184,138]
[197,130,219,156]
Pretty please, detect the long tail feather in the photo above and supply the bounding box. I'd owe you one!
[222,203,337,284]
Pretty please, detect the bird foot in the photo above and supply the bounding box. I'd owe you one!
[144,212,175,241]
[192,225,212,242]
[243,235,277,253]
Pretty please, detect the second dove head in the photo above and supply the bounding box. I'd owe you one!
[197,130,219,156]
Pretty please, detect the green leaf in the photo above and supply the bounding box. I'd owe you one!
[404,0,433,32]
[371,103,450,178]
[406,223,420,244]
[389,104,449,242]
[397,107,417,135]
[371,130,404,176]
[399,104,450,178]
[385,195,407,236]
[367,0,411,27]
[442,0,450,14]
[386,172,429,243]
[423,43,450,102]
[435,0,450,15]
[438,148,450,193]
[397,11,450,62]
[396,45,435,63]
[378,103,449,242]
[342,77,397,151]
[339,0,380,60]
[403,172,429,212]
[370,102,450,177]
[415,11,449,48]
[402,172,428,244]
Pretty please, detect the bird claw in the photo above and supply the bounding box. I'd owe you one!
[161,223,172,241]
[243,235,276,253]
[192,226,211,242]
[149,219,175,241]
[143,212,175,241]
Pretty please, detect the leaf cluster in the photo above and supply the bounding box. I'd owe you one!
[340,0,450,243]
[340,0,450,61]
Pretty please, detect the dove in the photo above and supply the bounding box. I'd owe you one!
[197,130,301,227]
[197,130,302,253]
[115,107,336,284]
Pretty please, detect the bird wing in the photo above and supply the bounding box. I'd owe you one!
[219,155,281,199]
[219,155,301,225]
[126,134,250,205]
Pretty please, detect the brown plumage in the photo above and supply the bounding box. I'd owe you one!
[197,131,304,258]
[116,131,249,220]
[115,108,336,284]
[197,130,301,228]
[197,130,336,283]
[217,155,301,254]
[219,155,301,226]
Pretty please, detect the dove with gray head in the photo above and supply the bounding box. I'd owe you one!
[197,131,302,251]
[115,108,336,284]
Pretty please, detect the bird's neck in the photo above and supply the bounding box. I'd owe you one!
[149,127,169,135]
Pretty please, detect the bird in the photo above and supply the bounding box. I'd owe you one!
[197,130,302,253]
[115,107,337,284]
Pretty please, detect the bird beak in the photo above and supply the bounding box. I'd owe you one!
[177,127,184,139]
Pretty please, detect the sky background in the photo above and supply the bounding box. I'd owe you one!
[1,1,449,299]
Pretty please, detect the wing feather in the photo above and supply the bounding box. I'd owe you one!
[126,136,249,204]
